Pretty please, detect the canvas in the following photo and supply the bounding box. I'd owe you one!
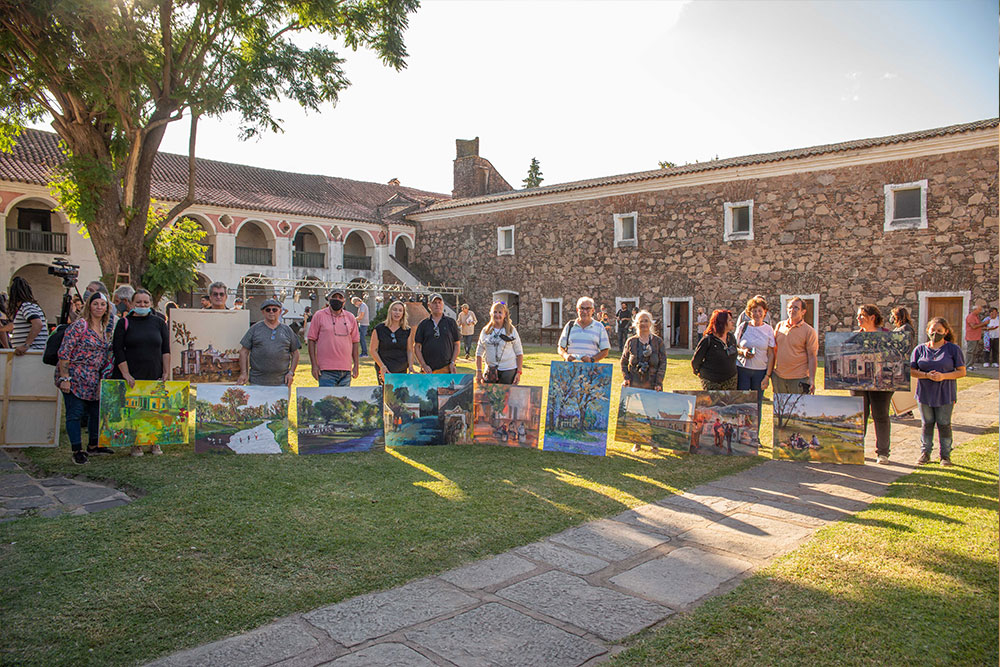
[169,308,249,383]
[615,388,694,452]
[676,390,760,456]
[543,361,613,456]
[772,393,865,464]
[824,331,911,391]
[296,386,383,454]
[195,385,290,453]
[0,350,60,447]
[98,380,190,447]
[383,374,473,446]
[473,384,543,448]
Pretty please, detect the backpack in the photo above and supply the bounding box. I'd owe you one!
[42,324,68,366]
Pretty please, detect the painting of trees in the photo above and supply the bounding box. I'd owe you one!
[773,392,807,429]
[547,362,612,431]
[221,387,250,421]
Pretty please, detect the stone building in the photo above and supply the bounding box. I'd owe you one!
[408,119,999,349]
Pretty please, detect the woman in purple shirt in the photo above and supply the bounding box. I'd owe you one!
[910,317,966,466]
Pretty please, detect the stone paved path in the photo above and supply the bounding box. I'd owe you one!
[149,381,998,667]
[0,449,133,520]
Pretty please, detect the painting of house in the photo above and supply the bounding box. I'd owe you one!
[383,374,474,446]
[773,393,865,464]
[473,384,543,448]
[615,388,695,452]
[169,309,248,383]
[676,390,760,456]
[825,331,911,391]
[98,380,190,447]
[543,362,613,456]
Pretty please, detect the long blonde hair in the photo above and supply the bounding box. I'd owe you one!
[386,300,409,329]
[482,301,514,336]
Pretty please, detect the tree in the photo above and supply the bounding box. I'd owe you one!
[522,157,543,189]
[0,0,418,280]
[220,387,249,421]
[141,216,207,303]
[773,393,806,429]
[658,160,676,169]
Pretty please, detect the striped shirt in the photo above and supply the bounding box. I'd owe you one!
[558,319,610,358]
[10,302,48,350]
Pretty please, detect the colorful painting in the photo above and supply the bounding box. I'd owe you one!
[195,385,290,454]
[543,361,613,456]
[383,374,474,446]
[677,390,760,456]
[615,388,694,452]
[296,386,383,454]
[169,308,249,383]
[473,384,543,448]
[824,331,911,391]
[98,380,190,447]
[773,393,865,464]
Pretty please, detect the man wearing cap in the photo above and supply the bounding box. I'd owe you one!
[237,298,301,387]
[414,293,460,373]
[307,288,360,386]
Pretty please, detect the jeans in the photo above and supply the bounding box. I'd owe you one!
[359,325,368,356]
[919,403,954,458]
[737,367,767,422]
[860,390,893,457]
[462,334,475,356]
[63,391,99,452]
[319,370,352,387]
[618,327,629,351]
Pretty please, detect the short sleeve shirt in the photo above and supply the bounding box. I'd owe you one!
[307,308,360,371]
[241,321,301,385]
[10,302,48,349]
[911,342,964,407]
[414,316,460,370]
[737,323,776,371]
[356,302,370,326]
[558,319,610,358]
[965,312,983,338]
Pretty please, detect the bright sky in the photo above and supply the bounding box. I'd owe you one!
[153,0,998,196]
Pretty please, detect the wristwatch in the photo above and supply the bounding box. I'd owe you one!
[58,376,71,383]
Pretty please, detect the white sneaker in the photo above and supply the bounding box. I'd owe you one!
[876,454,889,464]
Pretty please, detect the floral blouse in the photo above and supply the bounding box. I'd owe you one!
[58,318,114,401]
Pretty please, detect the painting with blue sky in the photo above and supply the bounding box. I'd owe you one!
[383,374,473,446]
[544,362,613,456]
[773,394,864,464]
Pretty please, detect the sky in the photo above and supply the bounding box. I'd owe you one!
[147,0,998,195]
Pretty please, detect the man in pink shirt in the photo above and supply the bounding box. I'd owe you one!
[307,288,360,386]
[965,304,984,370]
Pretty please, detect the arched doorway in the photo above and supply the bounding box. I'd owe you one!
[292,226,327,269]
[393,235,412,267]
[234,221,275,266]
[4,196,70,255]
[176,272,211,309]
[178,215,216,264]
[343,230,374,271]
[10,263,66,325]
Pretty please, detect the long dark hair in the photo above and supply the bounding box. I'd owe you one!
[890,306,912,327]
[7,277,36,319]
[858,303,883,327]
[927,317,955,343]
[705,309,733,338]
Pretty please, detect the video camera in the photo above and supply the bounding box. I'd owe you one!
[47,257,80,288]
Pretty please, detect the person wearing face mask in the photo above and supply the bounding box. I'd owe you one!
[911,317,966,466]
[111,288,172,455]
[113,284,136,317]
[307,288,360,386]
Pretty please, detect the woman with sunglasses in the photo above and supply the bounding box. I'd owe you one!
[370,300,414,385]
[476,302,523,384]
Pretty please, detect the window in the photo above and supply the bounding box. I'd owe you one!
[497,225,514,255]
[613,212,638,248]
[542,298,563,328]
[724,200,754,241]
[884,180,928,231]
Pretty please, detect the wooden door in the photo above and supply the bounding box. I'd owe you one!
[926,297,964,348]
[800,297,817,329]
[671,301,690,348]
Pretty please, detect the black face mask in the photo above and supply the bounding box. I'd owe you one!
[329,299,344,311]
[929,332,945,343]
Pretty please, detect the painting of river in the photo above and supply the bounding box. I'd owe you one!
[383,374,473,447]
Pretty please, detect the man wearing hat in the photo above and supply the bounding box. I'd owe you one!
[414,293,460,374]
[307,287,360,386]
[237,298,301,386]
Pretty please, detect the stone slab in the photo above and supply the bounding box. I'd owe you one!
[677,512,816,560]
[0,473,33,488]
[0,484,44,498]
[147,620,319,667]
[53,485,119,506]
[405,603,605,667]
[610,546,754,608]
[547,519,668,562]
[0,460,19,471]
[439,552,537,590]
[3,495,56,510]
[39,507,68,518]
[320,643,435,667]
[496,570,671,641]
[742,498,848,526]
[83,498,130,513]
[613,503,713,537]
[656,488,759,516]
[515,541,609,576]
[39,477,76,488]
[304,579,477,647]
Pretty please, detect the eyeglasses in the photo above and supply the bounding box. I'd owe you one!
[494,301,506,306]
[211,292,226,298]
[579,306,594,311]
[263,307,280,313]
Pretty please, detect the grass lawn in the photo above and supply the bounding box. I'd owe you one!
[1,346,992,665]
[610,431,1000,667]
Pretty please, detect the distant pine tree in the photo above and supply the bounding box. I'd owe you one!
[523,158,544,188]
[658,160,676,169]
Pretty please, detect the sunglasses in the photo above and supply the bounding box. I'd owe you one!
[263,307,280,313]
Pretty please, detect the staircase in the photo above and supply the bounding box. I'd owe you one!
[383,253,457,319]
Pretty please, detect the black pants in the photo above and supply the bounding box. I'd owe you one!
[860,390,893,456]
[618,326,629,350]
[486,369,518,385]
[991,340,998,365]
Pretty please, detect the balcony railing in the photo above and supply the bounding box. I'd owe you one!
[343,254,372,271]
[293,250,325,268]
[235,245,273,265]
[201,244,214,263]
[6,228,67,254]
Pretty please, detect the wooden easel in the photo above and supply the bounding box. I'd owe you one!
[0,350,61,447]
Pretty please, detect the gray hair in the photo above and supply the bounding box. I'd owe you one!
[114,284,136,301]
[87,280,109,296]
[208,281,228,294]
[576,296,595,310]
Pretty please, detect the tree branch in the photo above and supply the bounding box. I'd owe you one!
[152,112,199,241]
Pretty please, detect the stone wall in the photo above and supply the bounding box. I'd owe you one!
[413,147,999,346]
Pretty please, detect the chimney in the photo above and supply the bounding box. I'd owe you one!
[452,137,514,199]
[387,178,400,186]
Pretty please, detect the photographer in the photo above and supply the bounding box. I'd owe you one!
[476,301,523,384]
[621,310,666,391]
[7,277,48,355]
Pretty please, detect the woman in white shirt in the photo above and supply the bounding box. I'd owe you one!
[475,302,523,385]
[735,296,775,415]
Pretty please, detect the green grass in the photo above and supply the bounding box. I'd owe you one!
[1,346,992,666]
[610,431,1000,667]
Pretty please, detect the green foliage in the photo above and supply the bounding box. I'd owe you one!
[141,216,207,303]
[658,160,676,169]
[523,157,543,188]
[369,302,390,329]
[48,149,116,230]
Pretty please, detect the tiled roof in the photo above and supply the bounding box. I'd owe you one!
[421,118,999,212]
[0,128,449,222]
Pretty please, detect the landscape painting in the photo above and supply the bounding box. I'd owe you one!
[383,374,474,447]
[824,331,911,391]
[677,390,760,456]
[98,380,190,447]
[773,393,865,464]
[615,388,694,452]
[195,385,290,454]
[473,384,543,448]
[169,308,248,383]
[296,386,383,454]
[543,361,613,456]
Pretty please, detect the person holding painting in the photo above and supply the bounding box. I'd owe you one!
[238,298,301,388]
[558,296,610,363]
[911,317,966,466]
[476,301,524,385]
[307,288,360,387]
[370,300,414,385]
[208,282,230,310]
[691,309,738,390]
[854,304,894,464]
[890,306,918,418]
